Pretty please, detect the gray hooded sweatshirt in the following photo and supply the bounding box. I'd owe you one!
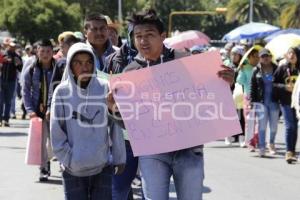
[50,42,126,177]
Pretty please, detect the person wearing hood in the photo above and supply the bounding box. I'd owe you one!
[50,42,126,199]
[107,9,234,200]
[84,13,118,72]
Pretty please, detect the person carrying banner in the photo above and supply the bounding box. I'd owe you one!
[107,9,234,200]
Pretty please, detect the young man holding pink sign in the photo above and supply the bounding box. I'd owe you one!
[108,9,235,200]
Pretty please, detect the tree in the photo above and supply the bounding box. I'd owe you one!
[65,0,117,19]
[226,0,279,24]
[138,0,205,34]
[0,0,82,43]
[280,2,300,28]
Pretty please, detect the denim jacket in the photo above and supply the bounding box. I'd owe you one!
[22,59,55,116]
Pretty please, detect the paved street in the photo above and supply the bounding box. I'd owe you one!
[0,117,299,200]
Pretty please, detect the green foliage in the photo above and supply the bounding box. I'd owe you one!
[226,0,279,24]
[201,14,238,40]
[1,0,298,42]
[280,2,300,28]
[0,0,81,43]
[139,0,205,34]
[204,0,230,11]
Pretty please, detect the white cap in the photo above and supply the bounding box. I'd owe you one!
[231,45,244,56]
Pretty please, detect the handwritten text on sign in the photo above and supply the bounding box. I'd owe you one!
[110,51,242,156]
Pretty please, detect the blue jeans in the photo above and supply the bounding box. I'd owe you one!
[0,81,16,121]
[10,81,17,115]
[281,105,298,152]
[255,103,280,149]
[139,148,204,200]
[112,141,139,200]
[62,166,113,200]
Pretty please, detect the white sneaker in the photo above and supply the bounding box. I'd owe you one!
[225,137,233,146]
[268,144,276,155]
[239,136,246,148]
[259,149,265,157]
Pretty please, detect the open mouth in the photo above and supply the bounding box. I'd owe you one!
[141,46,150,51]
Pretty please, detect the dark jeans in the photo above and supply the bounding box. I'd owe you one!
[112,141,139,200]
[281,105,298,152]
[0,81,16,121]
[62,166,113,200]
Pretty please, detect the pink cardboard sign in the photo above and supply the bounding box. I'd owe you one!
[110,51,242,156]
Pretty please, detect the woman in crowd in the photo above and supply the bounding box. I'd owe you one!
[250,48,279,157]
[273,47,300,164]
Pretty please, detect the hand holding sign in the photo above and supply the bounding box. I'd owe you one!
[110,51,241,156]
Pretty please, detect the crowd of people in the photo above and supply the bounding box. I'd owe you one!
[219,41,299,164]
[0,8,299,200]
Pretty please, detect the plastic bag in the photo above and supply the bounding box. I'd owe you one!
[25,117,43,165]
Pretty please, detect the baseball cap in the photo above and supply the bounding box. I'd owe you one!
[231,45,244,56]
[259,48,271,57]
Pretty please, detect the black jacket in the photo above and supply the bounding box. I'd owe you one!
[105,42,137,74]
[273,63,300,105]
[1,50,22,82]
[123,46,176,72]
[250,63,278,104]
[47,58,66,110]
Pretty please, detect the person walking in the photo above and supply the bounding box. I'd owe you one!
[273,47,300,164]
[107,9,234,200]
[250,48,279,157]
[0,39,22,126]
[50,42,126,199]
[22,39,55,181]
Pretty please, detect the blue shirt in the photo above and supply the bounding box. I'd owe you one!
[263,73,273,104]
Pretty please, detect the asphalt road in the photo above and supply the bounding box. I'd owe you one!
[0,118,299,200]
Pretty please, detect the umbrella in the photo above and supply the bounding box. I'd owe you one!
[264,28,300,42]
[265,33,300,60]
[222,22,280,41]
[164,30,210,49]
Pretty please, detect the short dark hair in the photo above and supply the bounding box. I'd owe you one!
[128,9,164,34]
[84,13,107,30]
[63,35,80,46]
[37,39,53,48]
[248,49,259,58]
[71,51,94,68]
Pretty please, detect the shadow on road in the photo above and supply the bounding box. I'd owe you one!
[251,155,278,159]
[51,175,62,179]
[37,179,62,185]
[203,185,212,193]
[0,145,26,150]
[208,145,242,149]
[0,132,27,137]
